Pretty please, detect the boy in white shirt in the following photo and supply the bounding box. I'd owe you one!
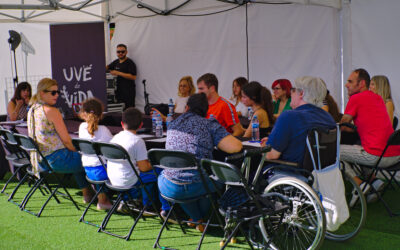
[107,108,170,216]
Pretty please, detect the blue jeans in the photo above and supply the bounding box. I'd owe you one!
[158,174,220,221]
[124,167,170,211]
[42,148,88,189]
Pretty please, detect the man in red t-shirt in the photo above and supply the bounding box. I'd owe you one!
[197,73,244,136]
[340,68,400,204]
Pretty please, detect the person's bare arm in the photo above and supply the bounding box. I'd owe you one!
[266,148,281,160]
[340,114,354,132]
[7,100,24,121]
[137,159,152,172]
[231,123,245,137]
[109,70,136,80]
[45,106,75,151]
[217,135,242,153]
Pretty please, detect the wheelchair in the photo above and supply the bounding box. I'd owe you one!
[219,124,366,249]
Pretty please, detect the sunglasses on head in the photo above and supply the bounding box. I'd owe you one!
[44,90,61,96]
[117,50,126,54]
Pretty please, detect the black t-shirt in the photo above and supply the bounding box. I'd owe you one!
[107,58,137,90]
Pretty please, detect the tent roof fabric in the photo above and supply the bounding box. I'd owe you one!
[0,0,341,23]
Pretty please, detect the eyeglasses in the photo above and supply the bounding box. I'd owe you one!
[117,50,126,54]
[44,90,61,96]
[272,87,282,91]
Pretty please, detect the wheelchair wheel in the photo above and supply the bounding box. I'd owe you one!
[260,177,326,250]
[325,172,367,241]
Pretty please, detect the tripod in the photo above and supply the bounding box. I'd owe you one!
[142,79,152,115]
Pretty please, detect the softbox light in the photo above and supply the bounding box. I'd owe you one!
[8,30,21,51]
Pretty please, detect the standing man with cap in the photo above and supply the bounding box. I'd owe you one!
[106,44,137,109]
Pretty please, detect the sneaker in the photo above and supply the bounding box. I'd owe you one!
[371,179,385,192]
[350,182,371,207]
[160,210,178,224]
[366,193,379,203]
[187,218,195,228]
[142,206,157,217]
[117,201,131,214]
[96,203,113,211]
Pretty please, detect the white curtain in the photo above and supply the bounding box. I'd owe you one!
[111,3,340,111]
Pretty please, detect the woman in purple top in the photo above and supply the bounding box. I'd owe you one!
[158,93,242,232]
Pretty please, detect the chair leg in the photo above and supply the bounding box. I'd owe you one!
[196,213,213,250]
[8,171,29,201]
[37,185,61,217]
[80,184,104,224]
[99,193,123,232]
[1,166,23,193]
[20,177,44,210]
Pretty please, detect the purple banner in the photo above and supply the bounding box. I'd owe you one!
[50,22,107,117]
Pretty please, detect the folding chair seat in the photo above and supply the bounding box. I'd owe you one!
[148,149,224,250]
[0,128,31,201]
[94,141,164,240]
[353,129,400,217]
[13,133,80,217]
[72,138,108,227]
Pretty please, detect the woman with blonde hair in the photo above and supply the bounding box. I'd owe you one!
[370,75,395,124]
[175,75,195,113]
[28,78,91,202]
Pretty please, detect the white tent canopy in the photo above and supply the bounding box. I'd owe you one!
[1,0,399,121]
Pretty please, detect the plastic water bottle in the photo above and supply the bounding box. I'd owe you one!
[166,114,173,129]
[155,119,163,137]
[251,115,260,142]
[168,98,174,115]
[152,112,157,133]
[209,114,215,120]
[248,107,254,121]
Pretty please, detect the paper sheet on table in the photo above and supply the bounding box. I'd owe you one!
[138,134,155,138]
[146,137,167,142]
[242,141,262,147]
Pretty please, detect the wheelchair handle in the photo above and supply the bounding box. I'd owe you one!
[339,122,357,130]
[243,146,271,158]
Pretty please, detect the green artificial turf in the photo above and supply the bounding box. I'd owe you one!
[1,173,400,250]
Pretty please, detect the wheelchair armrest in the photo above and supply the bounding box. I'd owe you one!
[340,122,357,130]
[264,159,298,167]
[225,152,244,162]
[243,146,271,158]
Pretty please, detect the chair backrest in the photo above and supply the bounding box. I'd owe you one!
[0,128,19,146]
[148,149,198,170]
[302,125,339,172]
[72,138,98,157]
[393,116,398,130]
[201,158,244,184]
[94,141,130,162]
[386,129,400,146]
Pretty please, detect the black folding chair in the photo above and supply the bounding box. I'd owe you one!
[354,129,400,217]
[148,149,224,250]
[0,128,31,199]
[72,138,108,227]
[94,141,165,240]
[13,133,80,217]
[201,158,290,250]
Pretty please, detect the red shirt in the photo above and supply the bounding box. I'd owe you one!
[206,97,239,134]
[345,90,400,156]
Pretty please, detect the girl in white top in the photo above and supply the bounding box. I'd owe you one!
[174,76,196,113]
[229,77,249,118]
[79,98,113,210]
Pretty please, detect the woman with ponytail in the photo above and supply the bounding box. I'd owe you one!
[28,78,91,203]
[241,81,274,138]
[78,98,113,210]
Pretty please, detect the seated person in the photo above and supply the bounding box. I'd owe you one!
[7,82,31,121]
[262,76,336,181]
[107,108,170,215]
[241,81,274,139]
[28,78,91,202]
[340,69,400,204]
[158,93,242,232]
[175,76,196,113]
[229,77,249,118]
[78,98,113,210]
[271,79,292,119]
[197,73,244,136]
[152,76,195,120]
[370,75,395,125]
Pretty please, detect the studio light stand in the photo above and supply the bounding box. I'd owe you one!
[8,30,21,89]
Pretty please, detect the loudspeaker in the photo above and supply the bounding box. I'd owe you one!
[144,103,169,116]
